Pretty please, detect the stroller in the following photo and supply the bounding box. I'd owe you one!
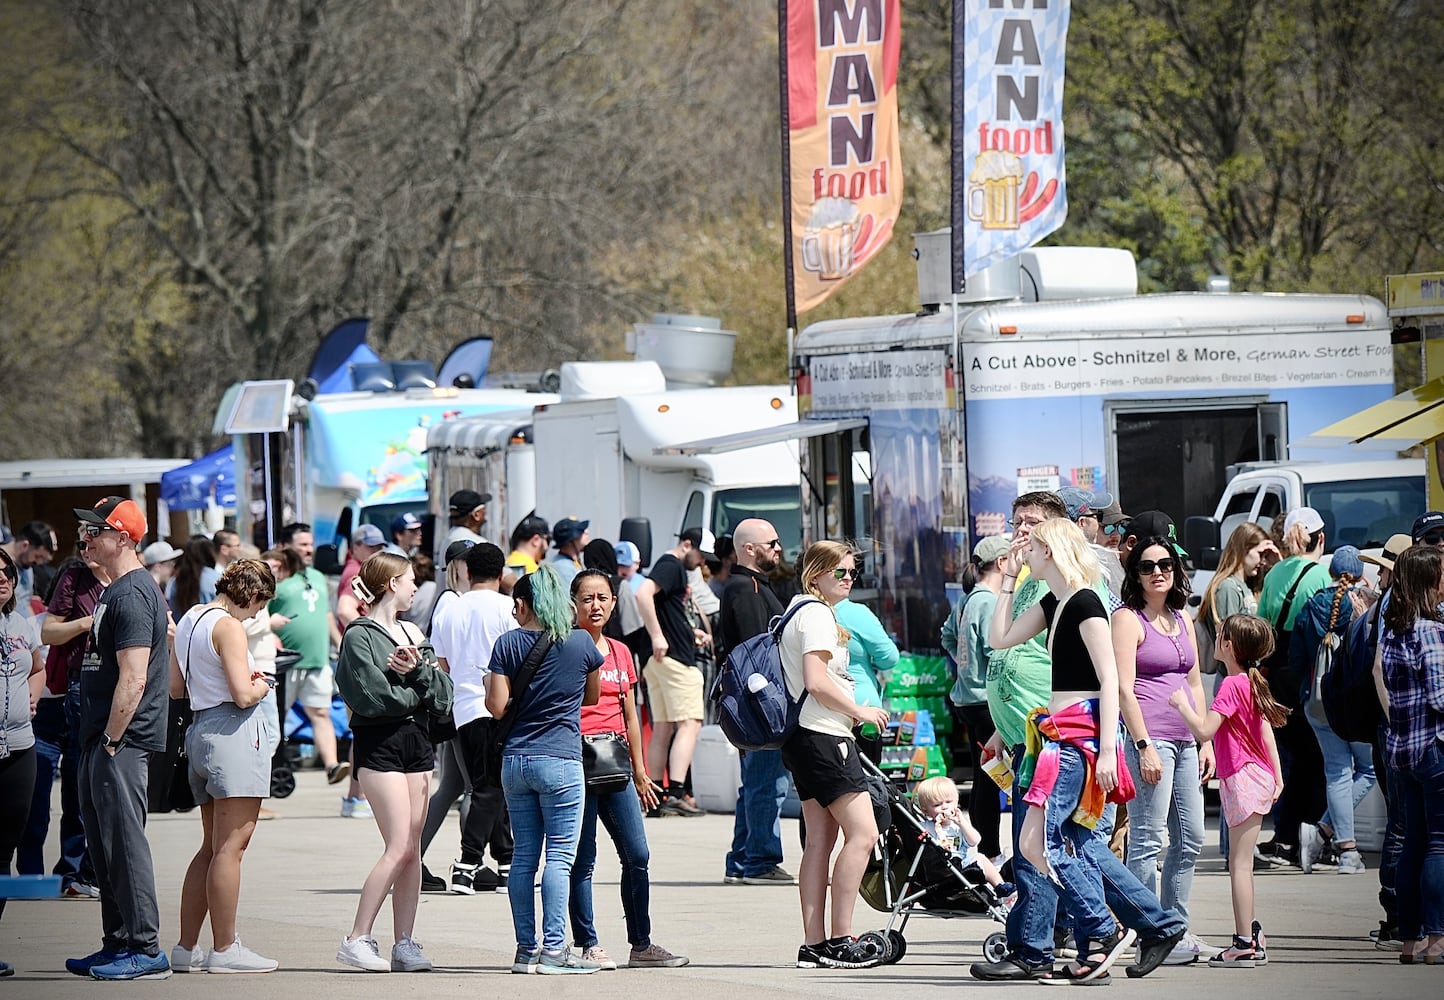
[857,756,1011,966]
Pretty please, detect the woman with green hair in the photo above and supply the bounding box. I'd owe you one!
[485,566,602,975]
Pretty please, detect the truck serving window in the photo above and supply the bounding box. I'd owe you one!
[1305,477,1426,552]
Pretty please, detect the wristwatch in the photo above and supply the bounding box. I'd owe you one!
[100,732,121,750]
[1134,738,1151,751]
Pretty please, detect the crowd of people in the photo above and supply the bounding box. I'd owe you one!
[4,480,1442,980]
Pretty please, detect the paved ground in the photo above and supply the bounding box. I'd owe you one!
[3,766,1426,998]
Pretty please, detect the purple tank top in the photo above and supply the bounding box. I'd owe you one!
[1131,608,1195,742]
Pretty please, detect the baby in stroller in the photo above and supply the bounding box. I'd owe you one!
[913,777,1014,902]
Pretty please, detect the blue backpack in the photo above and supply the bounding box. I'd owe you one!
[711,599,821,751]
[1321,597,1383,744]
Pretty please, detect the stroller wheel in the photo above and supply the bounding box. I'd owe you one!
[853,931,889,966]
[983,931,1008,964]
[270,765,296,799]
[882,929,907,965]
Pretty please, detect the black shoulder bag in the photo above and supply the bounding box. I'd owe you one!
[1262,563,1313,708]
[482,632,554,788]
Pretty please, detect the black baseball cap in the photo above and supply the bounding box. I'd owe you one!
[448,489,491,514]
[1128,509,1189,557]
[1412,511,1444,541]
[444,539,475,565]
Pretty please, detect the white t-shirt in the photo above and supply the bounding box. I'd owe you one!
[779,596,855,739]
[430,588,518,727]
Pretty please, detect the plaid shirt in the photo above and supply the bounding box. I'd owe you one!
[1381,619,1444,771]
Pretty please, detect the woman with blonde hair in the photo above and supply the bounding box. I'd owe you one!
[334,552,454,973]
[989,518,1145,984]
[168,559,279,973]
[781,541,891,970]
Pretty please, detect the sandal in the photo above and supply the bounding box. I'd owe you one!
[1039,964,1111,987]
[1077,927,1137,984]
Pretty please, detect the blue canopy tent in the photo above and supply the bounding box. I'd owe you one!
[159,445,237,510]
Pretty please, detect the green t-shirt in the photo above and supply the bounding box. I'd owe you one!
[985,575,1054,750]
[955,588,996,707]
[269,567,331,670]
[1256,556,1331,631]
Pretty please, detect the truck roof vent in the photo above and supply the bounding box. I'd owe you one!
[627,313,737,387]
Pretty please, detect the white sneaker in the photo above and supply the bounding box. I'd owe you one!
[340,796,373,819]
[170,943,207,973]
[1337,849,1366,874]
[391,936,432,972]
[1298,823,1324,874]
[336,935,390,972]
[1162,933,1203,966]
[205,938,278,974]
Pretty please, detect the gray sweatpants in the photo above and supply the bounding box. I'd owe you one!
[79,744,161,955]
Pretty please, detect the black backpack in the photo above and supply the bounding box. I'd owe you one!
[1262,563,1313,709]
[1321,597,1384,743]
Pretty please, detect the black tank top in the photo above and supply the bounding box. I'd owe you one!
[1038,588,1108,692]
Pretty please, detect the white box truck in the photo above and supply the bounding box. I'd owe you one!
[769,233,1398,652]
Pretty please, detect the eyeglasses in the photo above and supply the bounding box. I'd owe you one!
[831,567,861,581]
[1103,522,1131,536]
[1008,516,1044,530]
[81,524,116,539]
[1137,558,1176,576]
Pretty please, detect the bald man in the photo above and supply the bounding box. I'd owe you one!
[718,518,795,885]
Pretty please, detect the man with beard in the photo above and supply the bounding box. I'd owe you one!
[719,519,794,884]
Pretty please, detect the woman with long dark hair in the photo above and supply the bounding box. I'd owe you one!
[566,569,686,970]
[170,537,220,617]
[1198,523,1279,673]
[1378,544,1444,965]
[485,566,602,975]
[1112,535,1210,965]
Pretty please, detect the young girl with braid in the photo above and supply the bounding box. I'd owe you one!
[1171,615,1288,968]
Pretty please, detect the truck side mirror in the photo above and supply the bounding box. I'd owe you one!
[620,516,651,569]
[1184,516,1221,572]
[314,543,342,576]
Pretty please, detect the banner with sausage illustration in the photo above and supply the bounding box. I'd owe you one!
[951,0,1070,287]
[785,0,904,315]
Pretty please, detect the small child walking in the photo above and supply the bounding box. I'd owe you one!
[913,777,1015,900]
[1169,614,1288,968]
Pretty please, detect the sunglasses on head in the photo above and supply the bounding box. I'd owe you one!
[831,567,861,581]
[1103,521,1131,536]
[1137,557,1176,576]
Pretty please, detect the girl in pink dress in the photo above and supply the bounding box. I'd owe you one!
[1170,615,1288,969]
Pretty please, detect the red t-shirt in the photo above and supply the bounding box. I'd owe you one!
[580,636,635,737]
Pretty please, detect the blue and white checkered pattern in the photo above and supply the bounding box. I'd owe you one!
[956,0,1071,279]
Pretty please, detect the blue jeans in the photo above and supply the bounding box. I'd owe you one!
[1006,745,1184,966]
[570,781,651,950]
[1306,709,1375,844]
[1396,739,1444,940]
[1041,744,1116,943]
[1124,739,1204,921]
[1378,721,1404,923]
[17,685,92,885]
[726,748,786,878]
[502,754,585,953]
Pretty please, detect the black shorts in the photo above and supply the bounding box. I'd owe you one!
[352,719,435,774]
[781,727,867,807]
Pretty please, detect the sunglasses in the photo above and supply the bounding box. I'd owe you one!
[81,524,116,539]
[1103,522,1131,536]
[1137,558,1176,576]
[1422,531,1444,546]
[831,567,861,581]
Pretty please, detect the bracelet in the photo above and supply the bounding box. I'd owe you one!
[1001,588,1014,595]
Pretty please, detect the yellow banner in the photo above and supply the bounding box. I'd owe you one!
[1386,271,1444,317]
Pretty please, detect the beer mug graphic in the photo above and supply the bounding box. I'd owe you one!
[801,197,860,280]
[967,150,1025,231]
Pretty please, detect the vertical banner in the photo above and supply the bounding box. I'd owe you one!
[784,0,904,319]
[951,0,1070,288]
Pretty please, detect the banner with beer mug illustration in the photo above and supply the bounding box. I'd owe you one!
[784,0,904,315]
[951,0,1071,286]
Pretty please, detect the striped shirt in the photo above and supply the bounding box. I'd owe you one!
[1381,619,1444,771]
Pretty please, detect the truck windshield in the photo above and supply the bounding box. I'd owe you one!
[1305,476,1426,552]
[712,486,803,562]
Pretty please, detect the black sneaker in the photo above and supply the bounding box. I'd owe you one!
[474,866,501,892]
[1251,920,1268,966]
[1127,928,1186,979]
[817,936,884,969]
[797,943,825,968]
[421,866,447,894]
[970,953,1054,981]
[497,866,509,889]
[449,861,479,895]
